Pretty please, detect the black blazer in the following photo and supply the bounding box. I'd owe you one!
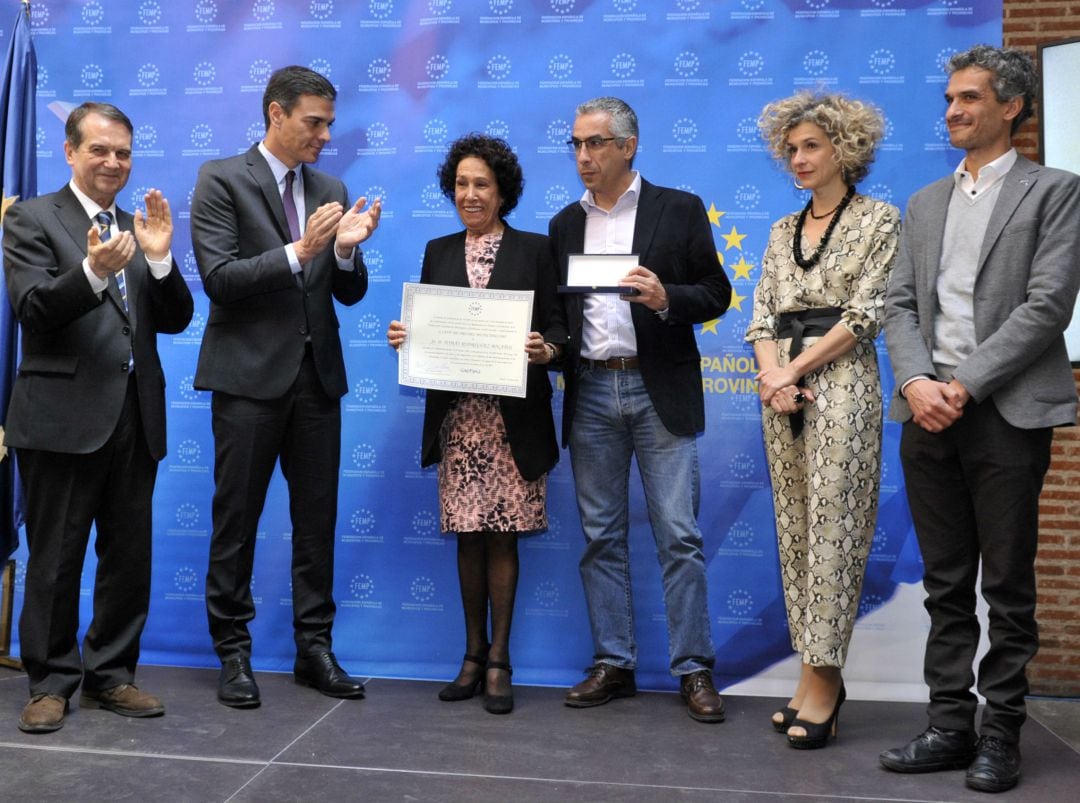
[548,178,731,445]
[2,184,194,460]
[190,145,366,400]
[419,225,563,482]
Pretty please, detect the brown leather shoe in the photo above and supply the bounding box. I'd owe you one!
[564,664,636,708]
[18,694,68,733]
[680,670,725,723]
[80,683,165,718]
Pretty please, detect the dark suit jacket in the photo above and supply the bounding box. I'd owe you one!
[419,225,563,481]
[190,145,366,400]
[548,178,731,445]
[885,155,1080,429]
[2,185,194,460]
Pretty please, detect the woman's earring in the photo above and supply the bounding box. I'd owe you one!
[793,178,806,191]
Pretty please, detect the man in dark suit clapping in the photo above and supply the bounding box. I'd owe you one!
[190,66,380,708]
[549,97,731,722]
[3,102,193,733]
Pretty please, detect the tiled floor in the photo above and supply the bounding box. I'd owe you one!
[1,664,1077,801]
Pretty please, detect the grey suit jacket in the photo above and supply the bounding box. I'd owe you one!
[2,184,194,459]
[190,145,366,400]
[884,155,1080,429]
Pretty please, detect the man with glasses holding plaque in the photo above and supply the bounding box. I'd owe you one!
[549,97,732,722]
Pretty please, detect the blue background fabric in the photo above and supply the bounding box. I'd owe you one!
[1,0,1000,692]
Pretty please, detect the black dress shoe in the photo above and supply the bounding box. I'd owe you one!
[564,664,636,708]
[294,651,365,699]
[483,661,513,715]
[965,736,1021,793]
[218,657,260,709]
[879,726,977,773]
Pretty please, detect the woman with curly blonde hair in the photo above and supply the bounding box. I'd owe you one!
[745,92,899,748]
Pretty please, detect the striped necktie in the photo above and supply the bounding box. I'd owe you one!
[95,210,127,311]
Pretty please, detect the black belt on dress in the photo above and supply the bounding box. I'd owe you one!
[581,356,640,370]
[775,307,843,438]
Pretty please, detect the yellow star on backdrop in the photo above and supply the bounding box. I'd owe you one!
[715,250,724,268]
[707,203,724,228]
[731,256,754,280]
[699,318,720,335]
[721,225,747,250]
[1,193,18,224]
[728,288,747,312]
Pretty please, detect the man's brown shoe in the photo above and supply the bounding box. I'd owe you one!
[564,664,636,708]
[680,670,725,723]
[80,684,164,718]
[18,694,68,733]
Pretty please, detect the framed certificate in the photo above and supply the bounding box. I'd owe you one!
[558,253,640,294]
[398,283,533,398]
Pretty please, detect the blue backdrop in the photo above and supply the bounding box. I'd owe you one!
[2,0,1001,692]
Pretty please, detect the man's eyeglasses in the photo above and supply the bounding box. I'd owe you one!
[567,136,623,153]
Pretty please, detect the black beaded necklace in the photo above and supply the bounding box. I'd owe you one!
[792,184,855,270]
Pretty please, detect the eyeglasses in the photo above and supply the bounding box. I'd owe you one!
[566,136,622,153]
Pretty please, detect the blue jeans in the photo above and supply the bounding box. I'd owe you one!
[568,366,716,675]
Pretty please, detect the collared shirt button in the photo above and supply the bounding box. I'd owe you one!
[121,362,129,372]
[299,326,308,336]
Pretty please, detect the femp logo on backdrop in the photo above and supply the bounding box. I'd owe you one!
[131,1,169,34]
[418,54,458,90]
[604,0,646,23]
[667,0,710,22]
[795,49,837,87]
[478,55,519,90]
[242,58,274,93]
[536,184,572,221]
[343,441,385,478]
[359,58,399,93]
[481,0,522,25]
[185,61,224,96]
[173,310,207,345]
[165,502,208,538]
[169,438,210,475]
[133,124,164,158]
[717,451,764,489]
[717,587,762,626]
[244,0,283,31]
[415,118,450,154]
[341,507,383,544]
[182,123,221,158]
[360,0,403,28]
[344,377,387,414]
[188,0,226,33]
[401,575,443,612]
[541,0,583,24]
[860,48,904,85]
[420,0,460,26]
[795,0,839,19]
[861,0,905,18]
[29,2,56,36]
[602,52,644,89]
[727,183,768,221]
[130,63,167,97]
[164,566,202,601]
[341,574,382,609]
[665,50,707,88]
[663,117,706,154]
[524,580,569,617]
[726,116,766,154]
[171,374,211,410]
[730,0,774,21]
[404,509,442,546]
[412,182,454,220]
[729,50,772,87]
[36,66,56,100]
[537,119,571,155]
[358,122,396,157]
[74,0,111,34]
[540,53,582,90]
[74,63,110,99]
[302,0,344,29]
[717,520,764,558]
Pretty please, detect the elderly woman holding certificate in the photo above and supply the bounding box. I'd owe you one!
[386,134,565,715]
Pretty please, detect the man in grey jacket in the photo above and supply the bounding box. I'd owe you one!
[881,45,1080,793]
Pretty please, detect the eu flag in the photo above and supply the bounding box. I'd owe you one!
[0,4,36,560]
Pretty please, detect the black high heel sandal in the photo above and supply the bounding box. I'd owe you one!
[483,661,513,715]
[787,685,846,750]
[438,650,488,702]
[772,706,798,733]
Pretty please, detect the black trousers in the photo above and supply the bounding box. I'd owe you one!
[205,350,341,661]
[899,399,1051,742]
[17,375,157,698]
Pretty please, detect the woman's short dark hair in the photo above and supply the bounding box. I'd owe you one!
[437,134,524,218]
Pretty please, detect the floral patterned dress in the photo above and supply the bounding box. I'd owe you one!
[745,194,899,667]
[437,230,547,534]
